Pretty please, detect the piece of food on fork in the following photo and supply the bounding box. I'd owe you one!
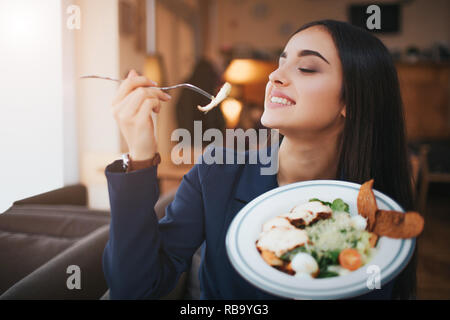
[197,82,232,114]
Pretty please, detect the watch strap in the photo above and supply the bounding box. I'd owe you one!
[124,152,161,173]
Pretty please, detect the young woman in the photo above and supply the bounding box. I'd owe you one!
[103,20,416,300]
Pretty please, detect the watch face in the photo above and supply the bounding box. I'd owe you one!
[122,153,130,169]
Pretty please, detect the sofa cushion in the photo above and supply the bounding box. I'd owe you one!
[1,225,110,299]
[0,205,109,238]
[0,205,109,295]
[12,184,87,207]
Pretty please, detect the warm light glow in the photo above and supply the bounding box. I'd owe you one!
[220,98,243,128]
[0,1,51,51]
[144,55,164,84]
[223,59,277,84]
[0,0,66,213]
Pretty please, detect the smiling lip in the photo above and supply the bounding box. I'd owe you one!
[267,89,296,108]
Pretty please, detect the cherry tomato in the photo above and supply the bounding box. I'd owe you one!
[339,248,362,271]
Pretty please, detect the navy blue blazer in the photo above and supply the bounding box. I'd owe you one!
[103,146,394,299]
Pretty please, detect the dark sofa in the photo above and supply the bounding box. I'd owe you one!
[0,184,200,300]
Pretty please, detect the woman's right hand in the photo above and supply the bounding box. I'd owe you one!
[111,69,171,161]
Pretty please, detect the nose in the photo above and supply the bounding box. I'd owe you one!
[269,66,290,87]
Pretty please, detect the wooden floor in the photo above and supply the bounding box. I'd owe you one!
[416,182,450,299]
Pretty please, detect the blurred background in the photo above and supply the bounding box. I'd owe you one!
[0,0,449,299]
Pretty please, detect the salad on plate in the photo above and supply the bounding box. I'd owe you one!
[256,198,376,278]
[255,180,424,279]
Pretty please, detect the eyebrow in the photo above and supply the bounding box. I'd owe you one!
[280,49,330,64]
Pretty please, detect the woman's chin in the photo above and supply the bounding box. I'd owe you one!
[261,109,285,129]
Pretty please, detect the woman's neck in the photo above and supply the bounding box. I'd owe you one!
[277,130,343,187]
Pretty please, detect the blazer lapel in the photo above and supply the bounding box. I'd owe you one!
[218,146,279,246]
[218,159,279,259]
[234,161,278,204]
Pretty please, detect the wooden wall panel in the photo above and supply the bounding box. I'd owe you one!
[397,63,450,141]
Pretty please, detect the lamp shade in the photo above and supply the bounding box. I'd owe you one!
[220,98,243,128]
[223,59,277,85]
[144,54,164,84]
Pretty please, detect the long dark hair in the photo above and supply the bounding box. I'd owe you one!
[293,20,416,299]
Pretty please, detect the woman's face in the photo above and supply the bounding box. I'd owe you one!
[261,26,345,137]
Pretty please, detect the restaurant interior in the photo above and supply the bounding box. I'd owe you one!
[0,0,448,300]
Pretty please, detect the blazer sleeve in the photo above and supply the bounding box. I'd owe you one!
[102,157,210,299]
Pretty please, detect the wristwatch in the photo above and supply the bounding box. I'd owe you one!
[121,152,161,172]
[121,153,130,171]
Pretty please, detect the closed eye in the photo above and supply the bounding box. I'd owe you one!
[298,68,316,73]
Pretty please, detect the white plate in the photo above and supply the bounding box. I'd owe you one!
[226,180,415,300]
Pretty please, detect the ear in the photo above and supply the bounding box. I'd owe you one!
[340,106,346,118]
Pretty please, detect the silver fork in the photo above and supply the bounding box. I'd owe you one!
[80,75,214,100]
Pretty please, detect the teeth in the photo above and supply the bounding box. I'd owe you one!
[270,96,294,106]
